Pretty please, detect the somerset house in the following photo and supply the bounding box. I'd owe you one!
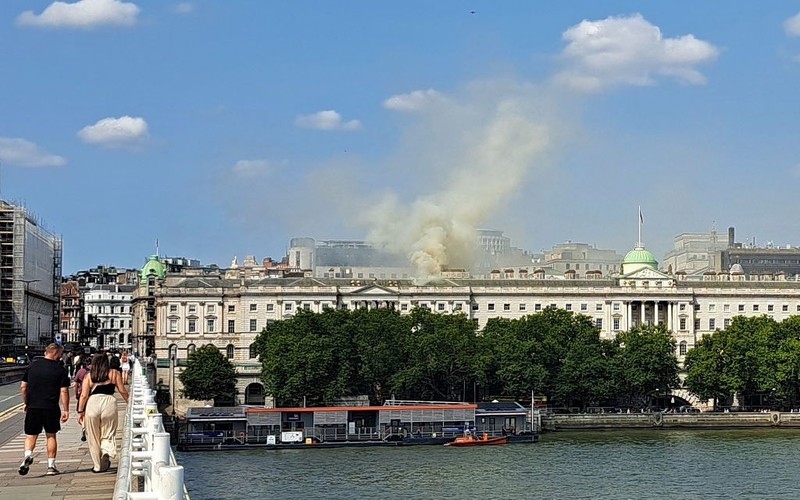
[132,232,800,408]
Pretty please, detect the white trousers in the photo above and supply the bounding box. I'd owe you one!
[85,394,118,470]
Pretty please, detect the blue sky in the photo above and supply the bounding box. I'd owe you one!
[1,1,799,275]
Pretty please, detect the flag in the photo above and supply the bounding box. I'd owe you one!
[639,207,643,224]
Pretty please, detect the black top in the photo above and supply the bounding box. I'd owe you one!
[91,383,115,396]
[22,358,70,410]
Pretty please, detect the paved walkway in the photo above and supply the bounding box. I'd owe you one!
[0,391,126,500]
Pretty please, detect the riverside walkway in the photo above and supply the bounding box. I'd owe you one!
[0,390,126,499]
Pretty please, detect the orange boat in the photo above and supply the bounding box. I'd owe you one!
[445,434,509,447]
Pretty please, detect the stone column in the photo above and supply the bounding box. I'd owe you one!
[654,301,661,326]
[626,301,632,329]
[667,302,673,332]
[640,301,646,326]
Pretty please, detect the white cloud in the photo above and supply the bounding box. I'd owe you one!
[232,159,285,177]
[295,110,362,131]
[17,0,140,29]
[786,12,800,37]
[174,2,193,15]
[0,137,66,167]
[77,115,149,148]
[554,14,719,92]
[383,89,447,112]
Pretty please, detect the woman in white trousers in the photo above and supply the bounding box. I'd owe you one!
[77,353,129,473]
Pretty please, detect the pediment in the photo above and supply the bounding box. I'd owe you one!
[619,267,675,288]
[624,267,671,280]
[351,284,396,295]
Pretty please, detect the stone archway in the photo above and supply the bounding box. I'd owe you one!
[245,383,265,405]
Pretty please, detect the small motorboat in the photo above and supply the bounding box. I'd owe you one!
[445,434,509,447]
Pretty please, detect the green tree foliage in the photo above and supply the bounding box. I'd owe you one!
[255,306,686,409]
[613,325,679,408]
[391,308,480,401]
[684,332,731,406]
[178,344,237,406]
[685,315,800,410]
[484,308,620,408]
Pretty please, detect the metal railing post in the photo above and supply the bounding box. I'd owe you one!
[114,359,189,500]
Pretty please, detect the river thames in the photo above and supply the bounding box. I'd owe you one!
[177,429,800,499]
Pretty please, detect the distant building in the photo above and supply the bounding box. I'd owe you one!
[663,226,800,278]
[717,247,800,277]
[473,229,534,275]
[288,231,535,279]
[83,284,135,351]
[59,281,82,345]
[131,255,167,356]
[66,265,139,288]
[543,242,624,277]
[662,228,728,275]
[0,200,62,354]
[288,237,411,279]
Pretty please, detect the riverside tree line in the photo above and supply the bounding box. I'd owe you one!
[176,308,800,411]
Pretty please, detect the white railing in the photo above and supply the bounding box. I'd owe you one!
[114,359,188,500]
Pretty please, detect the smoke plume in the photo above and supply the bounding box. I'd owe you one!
[362,81,560,283]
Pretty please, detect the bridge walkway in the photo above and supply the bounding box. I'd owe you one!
[0,390,126,500]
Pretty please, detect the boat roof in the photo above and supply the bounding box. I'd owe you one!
[247,403,478,414]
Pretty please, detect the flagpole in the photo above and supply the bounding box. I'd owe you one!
[637,206,642,248]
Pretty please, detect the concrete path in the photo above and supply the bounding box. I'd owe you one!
[0,388,126,500]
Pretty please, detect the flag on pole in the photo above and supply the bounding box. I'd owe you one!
[639,207,643,224]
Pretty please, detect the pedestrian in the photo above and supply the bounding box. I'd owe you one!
[120,351,130,385]
[73,356,92,441]
[77,353,129,473]
[64,351,74,377]
[109,354,122,376]
[18,343,71,476]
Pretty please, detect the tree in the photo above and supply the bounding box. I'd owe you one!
[555,327,617,409]
[684,332,730,407]
[613,324,679,408]
[391,308,480,401]
[178,344,237,406]
[255,309,338,406]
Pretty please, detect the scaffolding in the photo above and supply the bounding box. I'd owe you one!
[0,201,61,354]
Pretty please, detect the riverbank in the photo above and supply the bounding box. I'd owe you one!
[541,410,799,431]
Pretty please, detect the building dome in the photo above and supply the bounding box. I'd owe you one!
[622,246,658,275]
[729,263,745,275]
[140,255,166,283]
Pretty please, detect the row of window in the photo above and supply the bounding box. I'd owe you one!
[476,303,607,312]
[168,318,273,334]
[168,343,259,360]
[87,305,130,314]
[169,303,296,314]
[703,303,798,313]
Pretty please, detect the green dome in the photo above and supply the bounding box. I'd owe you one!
[140,255,166,283]
[622,247,658,268]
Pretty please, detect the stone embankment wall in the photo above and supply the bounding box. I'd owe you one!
[541,411,800,431]
[0,366,25,385]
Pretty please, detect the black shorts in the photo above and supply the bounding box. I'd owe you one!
[24,408,61,435]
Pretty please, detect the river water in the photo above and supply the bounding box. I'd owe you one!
[177,429,800,499]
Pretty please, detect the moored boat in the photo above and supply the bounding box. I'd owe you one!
[445,434,509,447]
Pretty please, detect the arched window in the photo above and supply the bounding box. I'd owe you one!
[679,341,688,356]
[187,344,196,356]
[249,343,257,359]
[226,344,234,359]
[168,343,178,361]
[245,383,265,405]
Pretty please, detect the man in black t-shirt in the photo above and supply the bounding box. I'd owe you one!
[18,343,70,476]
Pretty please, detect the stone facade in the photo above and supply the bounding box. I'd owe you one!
[135,256,800,410]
